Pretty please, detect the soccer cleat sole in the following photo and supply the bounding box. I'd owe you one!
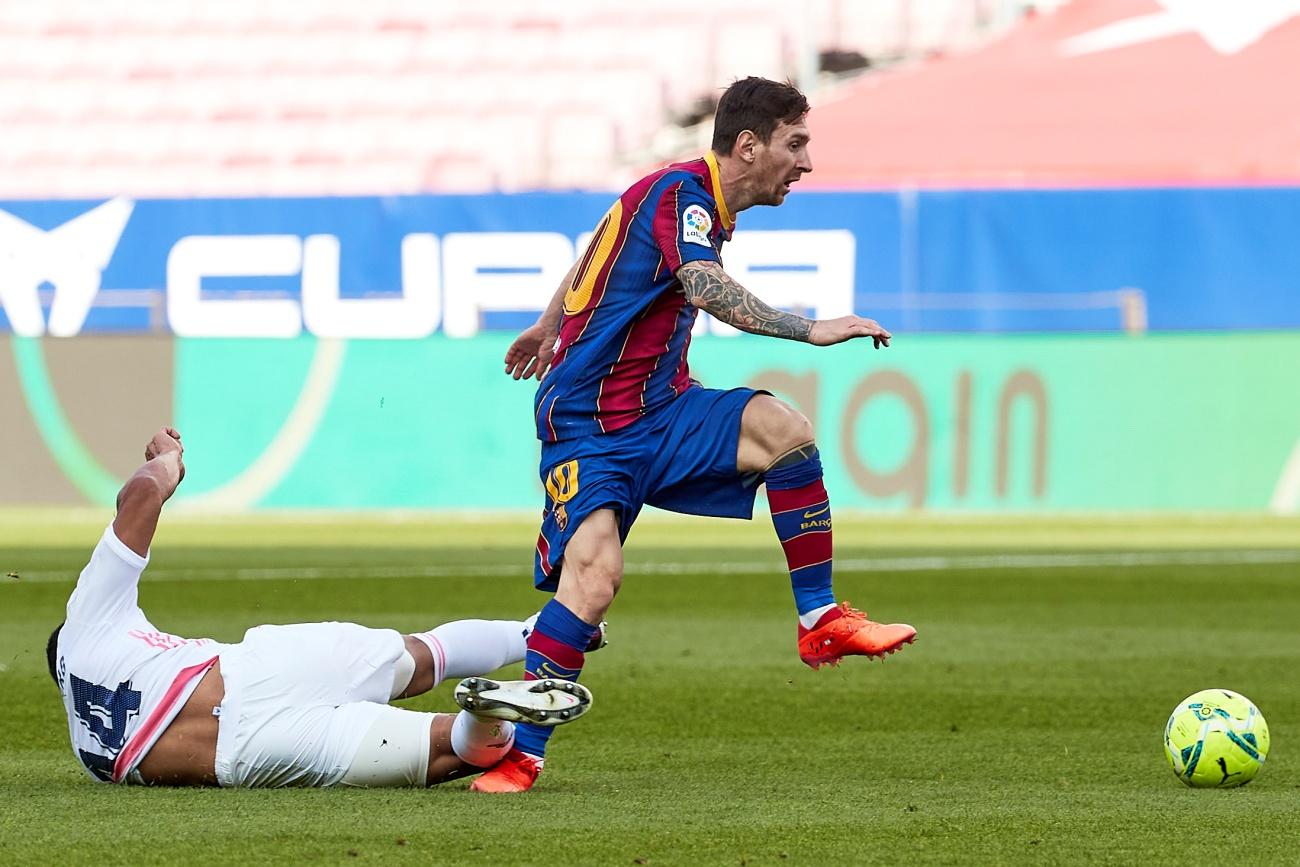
[804,633,917,670]
[454,677,592,727]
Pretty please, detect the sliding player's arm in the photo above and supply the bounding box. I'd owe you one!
[676,260,891,348]
[112,428,186,557]
[504,259,581,381]
[60,428,184,627]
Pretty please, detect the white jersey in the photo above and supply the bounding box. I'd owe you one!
[56,526,231,784]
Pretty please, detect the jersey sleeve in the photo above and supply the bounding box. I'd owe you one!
[65,525,149,624]
[650,180,721,274]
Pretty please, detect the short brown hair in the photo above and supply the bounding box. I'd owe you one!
[711,77,809,156]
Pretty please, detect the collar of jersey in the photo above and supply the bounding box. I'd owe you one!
[703,151,735,233]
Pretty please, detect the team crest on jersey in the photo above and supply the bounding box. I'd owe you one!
[546,460,579,530]
[681,204,712,247]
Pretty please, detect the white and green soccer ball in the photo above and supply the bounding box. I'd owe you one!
[1164,689,1269,788]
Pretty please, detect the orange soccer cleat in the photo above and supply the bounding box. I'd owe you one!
[798,602,916,669]
[469,749,543,793]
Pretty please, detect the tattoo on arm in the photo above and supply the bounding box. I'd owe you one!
[677,261,812,341]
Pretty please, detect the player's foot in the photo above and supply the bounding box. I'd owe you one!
[522,614,609,652]
[469,748,542,793]
[797,602,916,669]
[454,677,593,726]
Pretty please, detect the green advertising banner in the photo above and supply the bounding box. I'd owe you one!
[693,333,1300,512]
[6,333,1299,512]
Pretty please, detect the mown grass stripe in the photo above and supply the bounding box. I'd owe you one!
[6,549,1299,585]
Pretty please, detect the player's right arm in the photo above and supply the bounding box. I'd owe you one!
[504,259,581,381]
[112,427,186,557]
[677,260,892,348]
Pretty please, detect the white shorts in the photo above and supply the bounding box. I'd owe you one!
[214,622,426,788]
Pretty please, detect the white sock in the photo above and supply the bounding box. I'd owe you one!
[799,603,837,630]
[450,710,514,767]
[412,619,527,687]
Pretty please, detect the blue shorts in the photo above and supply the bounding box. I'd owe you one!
[534,386,763,590]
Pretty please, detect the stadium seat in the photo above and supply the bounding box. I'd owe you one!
[0,0,1034,196]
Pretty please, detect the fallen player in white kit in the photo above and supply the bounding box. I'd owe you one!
[47,427,596,788]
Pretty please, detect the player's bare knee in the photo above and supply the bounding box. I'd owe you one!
[741,396,814,467]
[396,635,434,698]
[775,409,815,454]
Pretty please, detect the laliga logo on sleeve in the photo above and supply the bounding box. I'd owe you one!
[681,204,713,247]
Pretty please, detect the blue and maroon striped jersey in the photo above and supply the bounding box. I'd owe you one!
[535,153,735,442]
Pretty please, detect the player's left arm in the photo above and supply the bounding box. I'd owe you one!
[112,428,186,557]
[64,429,185,624]
[676,260,891,348]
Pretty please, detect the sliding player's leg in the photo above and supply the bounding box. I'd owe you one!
[215,619,593,789]
[392,614,607,701]
[736,395,916,668]
[340,679,596,788]
[394,619,529,699]
[340,708,487,788]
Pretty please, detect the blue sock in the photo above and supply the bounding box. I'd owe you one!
[765,449,836,618]
[513,598,599,759]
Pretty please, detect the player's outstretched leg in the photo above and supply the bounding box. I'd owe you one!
[763,442,916,668]
[472,510,617,793]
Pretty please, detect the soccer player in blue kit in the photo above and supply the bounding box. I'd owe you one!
[480,77,916,792]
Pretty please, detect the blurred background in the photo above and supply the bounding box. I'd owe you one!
[2,0,1298,515]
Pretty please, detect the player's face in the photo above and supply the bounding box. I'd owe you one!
[755,119,812,206]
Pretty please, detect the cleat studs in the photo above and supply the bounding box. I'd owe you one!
[537,711,549,721]
[466,678,478,689]
[560,710,571,719]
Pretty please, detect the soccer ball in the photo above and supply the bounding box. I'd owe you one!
[1163,689,1269,788]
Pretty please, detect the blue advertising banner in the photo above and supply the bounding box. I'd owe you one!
[2,187,1298,337]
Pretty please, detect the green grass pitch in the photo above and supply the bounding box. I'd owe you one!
[2,512,1299,864]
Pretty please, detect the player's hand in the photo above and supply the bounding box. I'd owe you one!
[808,316,891,349]
[145,427,185,481]
[504,322,557,381]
